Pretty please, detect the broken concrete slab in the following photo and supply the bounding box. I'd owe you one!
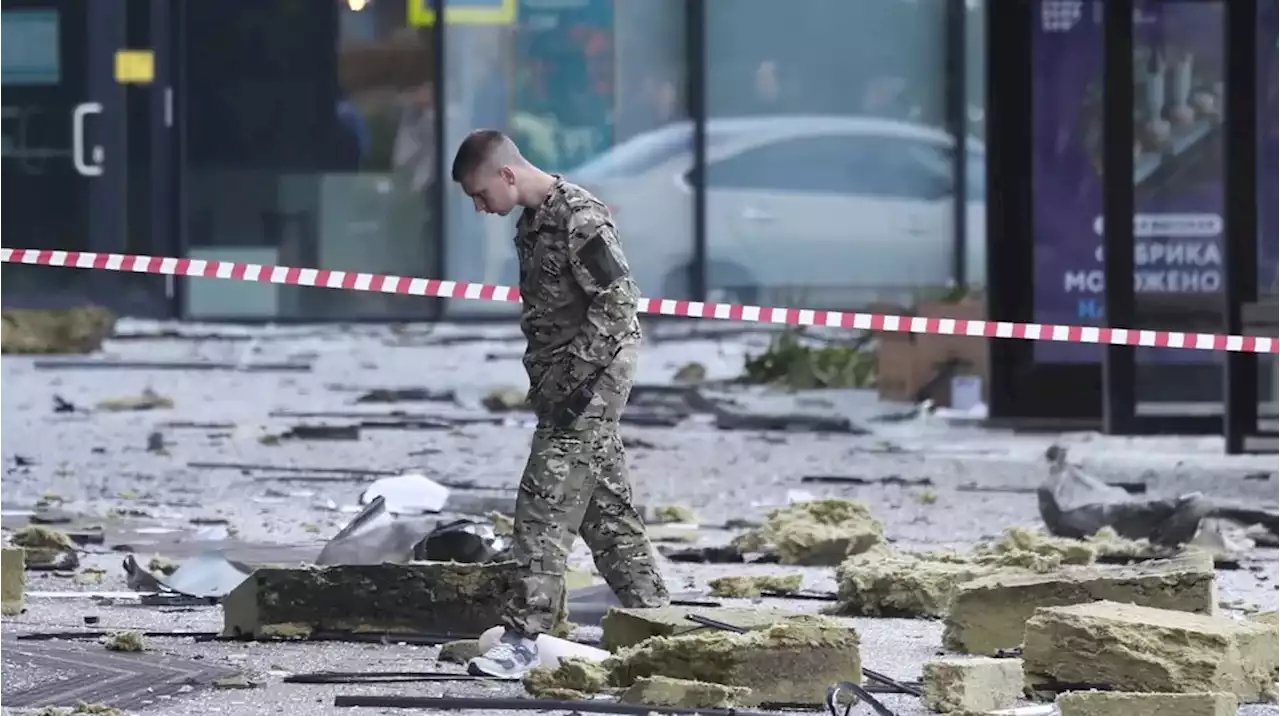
[10,525,79,571]
[731,498,884,566]
[522,658,611,700]
[600,605,814,652]
[944,552,1216,654]
[1022,601,1280,702]
[221,561,518,639]
[2,547,25,615]
[835,550,1023,618]
[921,656,1024,714]
[619,675,751,709]
[608,617,860,706]
[708,574,803,598]
[1055,691,1237,716]
[1,306,116,354]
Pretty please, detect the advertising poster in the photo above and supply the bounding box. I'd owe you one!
[1031,0,1278,363]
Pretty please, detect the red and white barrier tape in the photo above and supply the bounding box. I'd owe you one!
[2,247,1274,354]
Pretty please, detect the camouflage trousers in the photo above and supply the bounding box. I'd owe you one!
[503,350,670,637]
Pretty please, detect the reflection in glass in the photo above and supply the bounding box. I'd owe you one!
[182,0,438,320]
[442,0,691,316]
[703,0,958,309]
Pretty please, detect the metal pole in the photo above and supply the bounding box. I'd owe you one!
[1222,0,1260,454]
[1101,0,1136,435]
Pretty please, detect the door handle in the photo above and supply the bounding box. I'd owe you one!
[742,207,775,223]
[72,102,103,177]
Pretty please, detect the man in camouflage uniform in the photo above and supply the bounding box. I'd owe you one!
[450,130,670,678]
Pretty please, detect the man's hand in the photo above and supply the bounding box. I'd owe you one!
[552,380,596,429]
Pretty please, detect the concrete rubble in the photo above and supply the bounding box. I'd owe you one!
[1,546,25,615]
[618,675,751,709]
[1022,600,1280,702]
[1055,691,1239,716]
[436,638,483,664]
[708,574,803,597]
[944,551,1217,654]
[832,524,1208,619]
[221,560,518,639]
[600,605,814,651]
[921,656,1024,714]
[10,525,79,570]
[607,617,860,706]
[0,306,117,354]
[730,498,884,566]
[522,657,612,700]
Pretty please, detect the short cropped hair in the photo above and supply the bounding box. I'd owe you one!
[451,129,508,183]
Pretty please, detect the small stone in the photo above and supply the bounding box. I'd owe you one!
[708,574,803,598]
[482,386,528,412]
[147,556,180,576]
[652,505,698,524]
[921,656,1024,713]
[619,675,750,708]
[437,639,482,665]
[103,630,146,652]
[213,674,258,689]
[1056,691,1237,716]
[672,362,707,384]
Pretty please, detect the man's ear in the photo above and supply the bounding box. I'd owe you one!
[500,166,517,185]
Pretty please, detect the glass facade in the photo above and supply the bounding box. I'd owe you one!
[181,0,440,319]
[0,0,970,320]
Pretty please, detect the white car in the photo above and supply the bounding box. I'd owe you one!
[487,115,986,307]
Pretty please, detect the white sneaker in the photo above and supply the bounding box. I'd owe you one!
[467,628,540,679]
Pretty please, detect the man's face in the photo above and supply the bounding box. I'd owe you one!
[461,165,518,216]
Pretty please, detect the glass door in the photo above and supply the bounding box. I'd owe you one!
[2,0,171,317]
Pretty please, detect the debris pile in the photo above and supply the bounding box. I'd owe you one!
[2,547,25,615]
[103,630,146,652]
[731,499,884,566]
[0,306,117,354]
[482,386,529,412]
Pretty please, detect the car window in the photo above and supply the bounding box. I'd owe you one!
[572,123,735,180]
[706,134,963,200]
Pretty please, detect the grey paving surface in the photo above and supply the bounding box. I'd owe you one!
[2,319,1278,716]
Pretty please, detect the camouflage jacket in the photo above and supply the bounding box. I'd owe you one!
[515,177,641,408]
